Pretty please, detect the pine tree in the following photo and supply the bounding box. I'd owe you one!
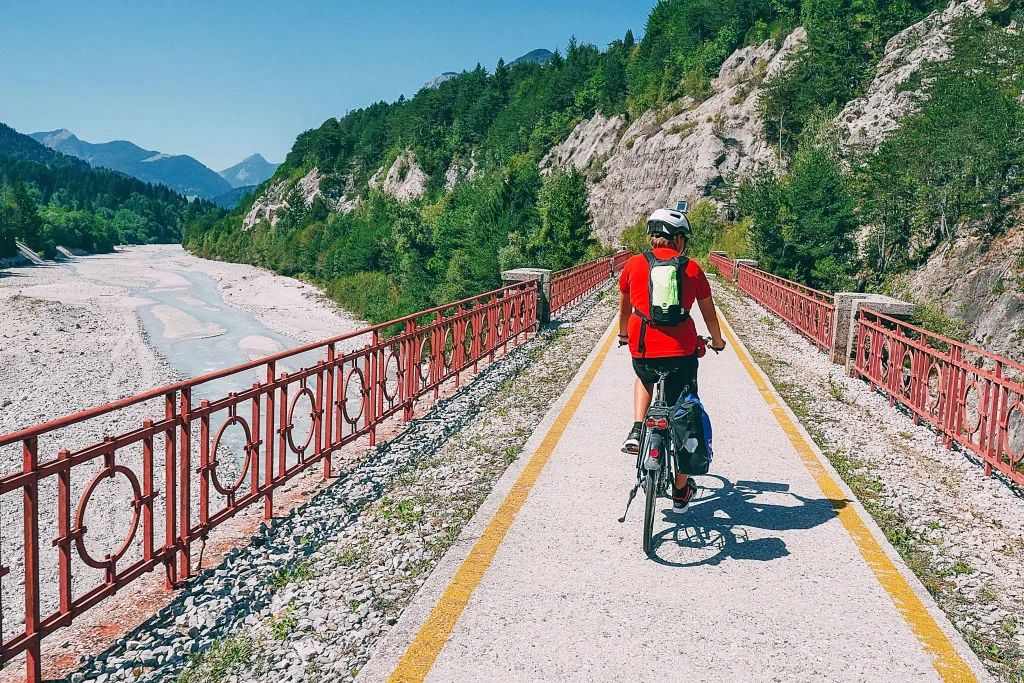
[10,181,43,251]
[531,169,594,270]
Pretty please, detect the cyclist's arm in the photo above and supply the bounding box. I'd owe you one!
[618,290,632,340]
[697,296,726,350]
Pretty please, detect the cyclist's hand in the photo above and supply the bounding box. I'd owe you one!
[617,333,629,348]
[710,338,727,354]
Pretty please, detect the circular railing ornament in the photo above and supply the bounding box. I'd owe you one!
[209,414,255,497]
[286,385,318,457]
[342,366,366,425]
[73,464,143,570]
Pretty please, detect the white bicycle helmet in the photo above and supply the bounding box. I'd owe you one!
[646,206,691,238]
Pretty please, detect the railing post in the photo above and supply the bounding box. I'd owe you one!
[830,294,915,371]
[324,344,335,477]
[22,436,41,683]
[250,386,261,504]
[502,268,551,324]
[56,448,71,624]
[404,320,416,421]
[142,423,155,564]
[199,400,211,534]
[370,332,380,445]
[164,391,177,588]
[277,374,289,480]
[177,387,192,579]
[264,361,275,520]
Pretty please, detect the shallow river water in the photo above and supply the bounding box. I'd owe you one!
[129,250,311,400]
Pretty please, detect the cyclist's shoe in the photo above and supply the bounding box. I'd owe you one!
[621,423,642,454]
[672,478,697,512]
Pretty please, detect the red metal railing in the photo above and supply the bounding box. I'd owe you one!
[709,254,1024,486]
[853,308,1024,487]
[707,252,735,280]
[736,265,835,351]
[549,250,630,315]
[0,281,537,682]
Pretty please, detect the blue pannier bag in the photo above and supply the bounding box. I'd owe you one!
[670,392,713,475]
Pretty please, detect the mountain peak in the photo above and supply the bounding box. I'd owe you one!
[218,153,278,189]
[34,128,79,145]
[509,49,553,67]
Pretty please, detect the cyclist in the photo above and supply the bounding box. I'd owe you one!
[618,206,726,511]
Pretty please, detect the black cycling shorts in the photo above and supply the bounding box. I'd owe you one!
[632,354,699,406]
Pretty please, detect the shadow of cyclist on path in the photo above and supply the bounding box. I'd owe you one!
[649,476,845,568]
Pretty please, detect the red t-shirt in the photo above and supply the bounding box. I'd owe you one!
[619,248,712,358]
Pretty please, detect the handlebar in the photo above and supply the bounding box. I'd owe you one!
[616,333,726,354]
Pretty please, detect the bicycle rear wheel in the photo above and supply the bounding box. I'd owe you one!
[642,469,657,556]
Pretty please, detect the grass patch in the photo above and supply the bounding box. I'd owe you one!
[949,559,973,576]
[267,558,316,591]
[177,635,259,683]
[378,496,425,526]
[406,558,433,578]
[427,525,461,554]
[827,375,845,402]
[335,547,361,567]
[268,603,298,640]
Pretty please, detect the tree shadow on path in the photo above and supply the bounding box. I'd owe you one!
[649,475,845,568]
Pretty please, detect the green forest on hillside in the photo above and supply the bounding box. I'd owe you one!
[185,0,1023,322]
[185,0,809,322]
[0,124,217,259]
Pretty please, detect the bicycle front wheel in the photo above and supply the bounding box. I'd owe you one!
[642,469,657,556]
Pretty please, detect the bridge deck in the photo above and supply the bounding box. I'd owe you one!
[360,313,987,683]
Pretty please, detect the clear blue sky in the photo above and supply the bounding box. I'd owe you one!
[1,1,652,170]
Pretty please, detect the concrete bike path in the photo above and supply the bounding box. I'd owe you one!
[360,312,988,683]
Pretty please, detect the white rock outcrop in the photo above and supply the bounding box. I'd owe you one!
[836,0,991,152]
[541,112,627,176]
[555,28,805,244]
[243,168,327,229]
[370,149,428,202]
[444,154,478,191]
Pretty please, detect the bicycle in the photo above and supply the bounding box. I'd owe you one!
[617,336,719,557]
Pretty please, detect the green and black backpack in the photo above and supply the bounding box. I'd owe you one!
[636,251,691,355]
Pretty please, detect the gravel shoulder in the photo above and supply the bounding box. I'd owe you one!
[712,276,1024,682]
[65,290,617,683]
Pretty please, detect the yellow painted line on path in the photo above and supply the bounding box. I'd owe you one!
[387,325,618,683]
[718,312,976,682]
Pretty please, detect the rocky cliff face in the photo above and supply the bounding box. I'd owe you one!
[444,154,478,191]
[904,225,1024,363]
[546,28,805,244]
[836,0,991,152]
[837,0,1024,363]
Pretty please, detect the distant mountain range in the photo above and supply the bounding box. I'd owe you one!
[29,129,276,203]
[0,122,212,258]
[1,124,88,170]
[218,153,277,189]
